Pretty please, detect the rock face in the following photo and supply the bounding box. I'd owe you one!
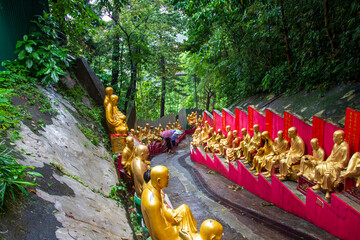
[13,88,133,240]
[74,57,106,107]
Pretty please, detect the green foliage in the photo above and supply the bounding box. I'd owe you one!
[172,0,360,106]
[0,144,43,209]
[14,14,74,86]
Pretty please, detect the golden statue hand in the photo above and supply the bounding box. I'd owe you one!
[179,228,193,240]
[173,212,184,224]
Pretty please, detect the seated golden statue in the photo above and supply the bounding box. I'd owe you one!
[340,152,360,187]
[278,127,305,181]
[263,130,289,178]
[153,128,162,142]
[106,94,129,135]
[131,144,151,197]
[199,121,211,145]
[187,112,197,127]
[251,131,274,176]
[312,130,350,199]
[198,114,203,126]
[191,125,202,148]
[104,87,113,108]
[141,165,198,240]
[121,136,136,175]
[224,130,240,163]
[207,129,225,153]
[234,128,250,160]
[297,138,325,181]
[219,126,233,157]
[176,120,183,131]
[204,127,216,152]
[179,219,223,240]
[243,125,262,164]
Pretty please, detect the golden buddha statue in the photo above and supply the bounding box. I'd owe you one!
[312,130,350,199]
[219,126,233,157]
[121,136,136,175]
[176,120,183,131]
[243,125,262,164]
[278,127,305,181]
[198,114,203,126]
[340,152,360,187]
[179,219,223,240]
[263,130,289,178]
[141,165,198,240]
[199,121,211,145]
[204,127,216,152]
[191,125,203,148]
[234,128,250,160]
[297,138,325,181]
[131,144,151,197]
[224,130,240,163]
[104,87,113,108]
[251,131,274,176]
[106,94,129,135]
[187,112,197,127]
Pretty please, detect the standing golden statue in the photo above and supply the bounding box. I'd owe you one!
[340,152,360,187]
[278,127,305,181]
[263,130,289,178]
[297,138,325,181]
[141,165,198,240]
[131,144,151,197]
[121,136,136,175]
[243,125,262,164]
[312,130,350,199]
[198,114,203,126]
[104,87,129,154]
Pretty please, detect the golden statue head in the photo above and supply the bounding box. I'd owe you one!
[135,144,149,161]
[262,131,270,140]
[277,130,284,139]
[150,165,170,190]
[226,125,231,132]
[310,138,320,150]
[288,127,297,138]
[105,87,113,96]
[110,94,119,105]
[241,128,247,136]
[233,130,238,138]
[126,136,134,147]
[333,130,345,145]
[253,124,259,132]
[217,129,222,134]
[199,219,223,240]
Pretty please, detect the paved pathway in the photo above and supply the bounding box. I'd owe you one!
[151,136,338,240]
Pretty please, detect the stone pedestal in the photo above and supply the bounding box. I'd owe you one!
[111,135,127,154]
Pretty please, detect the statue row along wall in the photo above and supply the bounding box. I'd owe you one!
[191,107,360,240]
[206,107,360,158]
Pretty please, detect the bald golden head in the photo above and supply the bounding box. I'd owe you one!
[151,165,170,189]
[199,219,223,240]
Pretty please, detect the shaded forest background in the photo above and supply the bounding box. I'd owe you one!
[3,0,360,121]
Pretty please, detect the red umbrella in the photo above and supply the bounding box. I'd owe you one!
[161,129,174,138]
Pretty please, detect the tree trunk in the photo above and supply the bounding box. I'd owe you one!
[212,93,216,112]
[111,10,120,86]
[323,0,335,59]
[279,0,292,76]
[206,92,210,112]
[160,55,166,117]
